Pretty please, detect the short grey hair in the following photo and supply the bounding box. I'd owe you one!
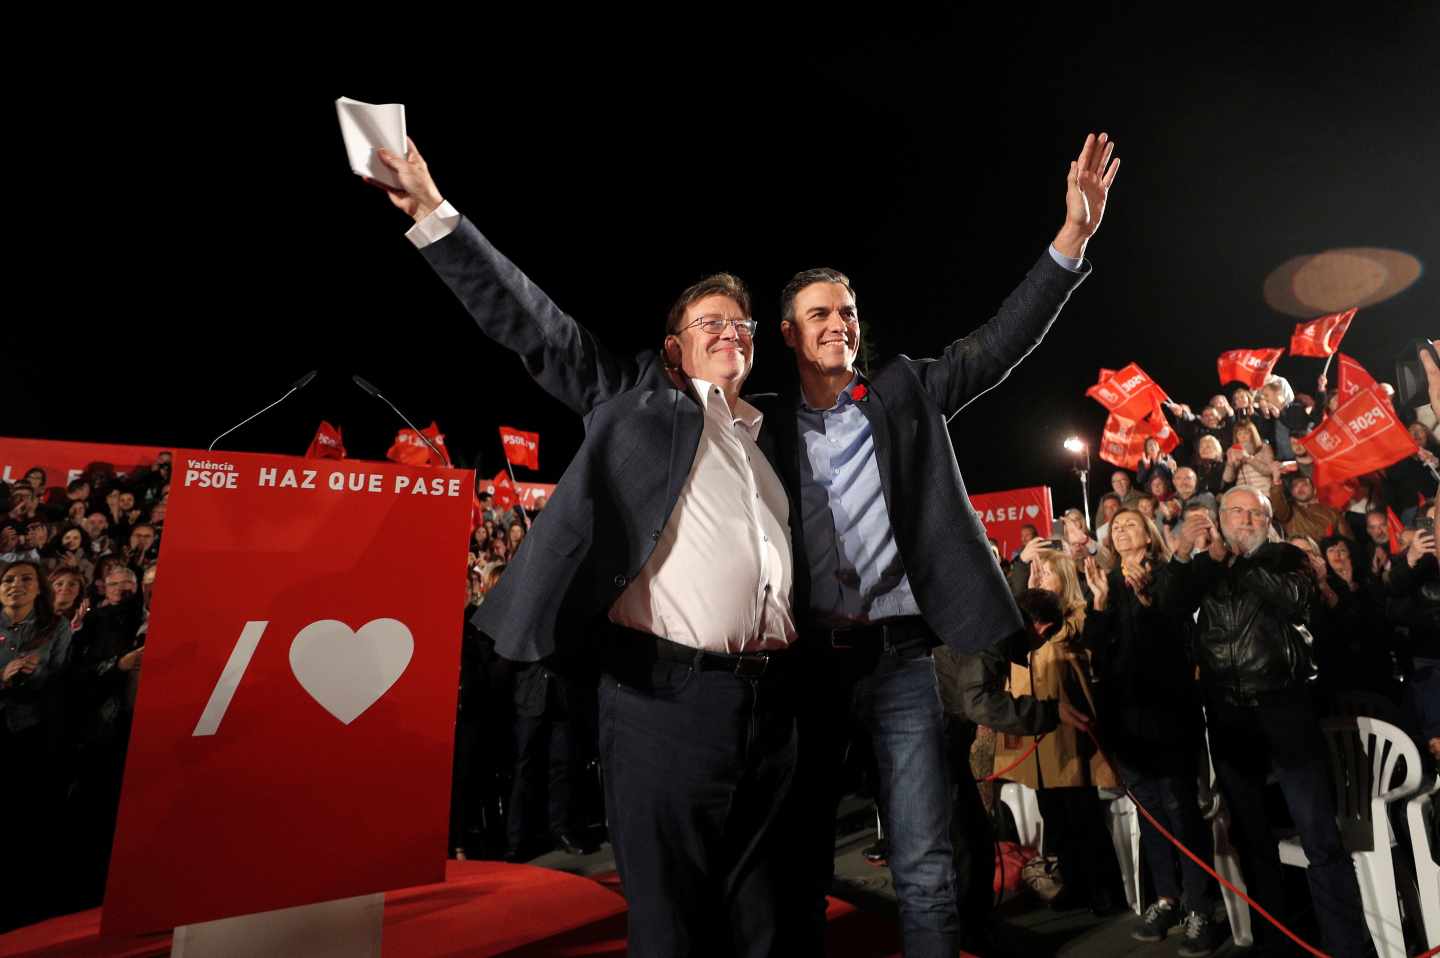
[1220,485,1273,520]
[105,566,138,585]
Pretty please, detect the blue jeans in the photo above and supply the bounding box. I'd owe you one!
[783,648,956,958]
[1207,692,1373,958]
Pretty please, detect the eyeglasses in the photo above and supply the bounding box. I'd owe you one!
[676,316,757,338]
[1221,507,1269,522]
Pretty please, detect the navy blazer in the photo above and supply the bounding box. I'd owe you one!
[420,219,799,663]
[769,251,1090,654]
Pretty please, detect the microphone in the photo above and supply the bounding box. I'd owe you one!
[207,370,319,452]
[352,375,446,464]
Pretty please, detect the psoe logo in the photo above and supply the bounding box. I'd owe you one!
[1313,430,1342,453]
[1119,374,1146,392]
[1346,404,1389,436]
[1097,386,1121,404]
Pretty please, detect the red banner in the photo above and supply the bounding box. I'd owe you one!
[1085,363,1172,421]
[1290,308,1356,358]
[103,450,472,935]
[1305,386,1420,491]
[304,420,346,460]
[1335,353,1378,402]
[498,426,540,470]
[969,485,1054,557]
[386,422,450,467]
[1097,401,1179,471]
[489,469,518,513]
[0,436,171,490]
[1217,347,1284,389]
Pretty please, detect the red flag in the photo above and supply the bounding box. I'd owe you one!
[304,421,346,460]
[1289,308,1356,358]
[1097,399,1178,470]
[1334,353,1378,402]
[1086,363,1172,421]
[1306,385,1420,491]
[386,421,450,467]
[1385,507,1404,555]
[1217,348,1284,389]
[498,426,540,470]
[489,470,518,513]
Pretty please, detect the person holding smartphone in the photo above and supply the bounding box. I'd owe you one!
[1388,502,1440,764]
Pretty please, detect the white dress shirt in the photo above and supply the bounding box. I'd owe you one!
[609,380,796,653]
[407,207,796,653]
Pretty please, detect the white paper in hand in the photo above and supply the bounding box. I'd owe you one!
[335,96,407,189]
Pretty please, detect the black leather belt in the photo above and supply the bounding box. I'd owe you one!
[609,626,790,678]
[820,616,939,657]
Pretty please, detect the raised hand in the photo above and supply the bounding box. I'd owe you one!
[1056,132,1120,257]
[368,137,445,223]
[1083,556,1109,610]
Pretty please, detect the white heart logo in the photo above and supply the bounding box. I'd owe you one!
[288,619,414,725]
[1025,505,1040,518]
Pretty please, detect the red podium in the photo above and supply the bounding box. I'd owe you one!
[98,449,472,941]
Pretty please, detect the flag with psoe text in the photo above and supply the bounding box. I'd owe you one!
[1290,309,1356,358]
[1086,363,1172,422]
[499,426,540,470]
[304,421,346,460]
[1098,400,1179,470]
[1217,348,1283,389]
[1306,385,1419,491]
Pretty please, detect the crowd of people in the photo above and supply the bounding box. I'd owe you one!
[1,455,168,932]
[986,366,1440,955]
[4,370,1437,953]
[6,117,1437,958]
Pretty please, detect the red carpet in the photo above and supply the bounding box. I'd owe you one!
[0,861,907,957]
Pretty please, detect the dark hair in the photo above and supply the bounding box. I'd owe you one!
[0,559,60,638]
[779,268,854,326]
[665,273,751,337]
[1016,588,1065,638]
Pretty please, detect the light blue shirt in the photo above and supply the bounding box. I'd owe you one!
[796,245,1082,624]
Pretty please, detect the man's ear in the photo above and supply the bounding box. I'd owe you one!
[663,334,682,370]
[780,320,796,349]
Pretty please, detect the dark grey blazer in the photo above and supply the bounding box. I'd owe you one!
[420,218,798,663]
[769,251,1091,654]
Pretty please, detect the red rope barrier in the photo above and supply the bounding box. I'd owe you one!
[1090,734,1329,958]
[981,735,1043,782]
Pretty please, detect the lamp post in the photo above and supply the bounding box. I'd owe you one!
[1064,436,1091,530]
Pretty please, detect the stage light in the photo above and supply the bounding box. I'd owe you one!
[1064,436,1084,453]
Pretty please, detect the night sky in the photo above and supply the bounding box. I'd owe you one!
[16,10,1437,517]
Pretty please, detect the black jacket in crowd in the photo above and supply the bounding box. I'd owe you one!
[1081,564,1204,776]
[1169,542,1319,705]
[1389,553,1440,661]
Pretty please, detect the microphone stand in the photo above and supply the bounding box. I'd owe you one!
[208,371,318,452]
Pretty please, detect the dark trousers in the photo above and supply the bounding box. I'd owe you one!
[1035,786,1124,908]
[951,755,998,931]
[1124,768,1217,913]
[1207,692,1373,958]
[598,657,796,958]
[782,648,957,958]
[508,710,582,849]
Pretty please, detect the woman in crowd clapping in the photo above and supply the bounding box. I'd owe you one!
[996,545,1125,914]
[1081,509,1221,952]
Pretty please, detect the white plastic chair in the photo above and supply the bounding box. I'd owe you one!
[1199,721,1254,947]
[1406,776,1440,950]
[1102,790,1143,914]
[1276,717,1425,958]
[999,782,1043,852]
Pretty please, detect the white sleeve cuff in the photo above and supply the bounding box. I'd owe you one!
[405,200,462,249]
[1047,244,1084,273]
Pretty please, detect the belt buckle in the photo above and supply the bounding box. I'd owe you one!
[734,654,769,678]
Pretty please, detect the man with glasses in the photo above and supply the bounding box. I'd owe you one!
[772,133,1118,956]
[1168,487,1371,957]
[366,139,799,958]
